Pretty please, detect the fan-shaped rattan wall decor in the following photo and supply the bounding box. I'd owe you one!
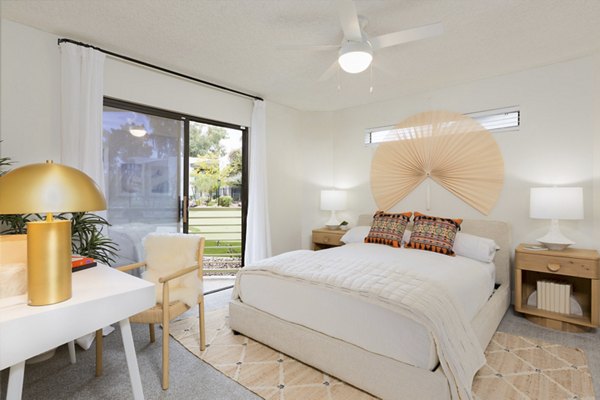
[370,110,504,215]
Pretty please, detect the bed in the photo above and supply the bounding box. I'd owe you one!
[229,218,511,399]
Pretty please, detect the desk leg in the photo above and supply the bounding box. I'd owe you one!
[7,361,25,400]
[119,318,144,400]
[68,340,77,364]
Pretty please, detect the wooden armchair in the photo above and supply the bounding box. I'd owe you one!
[96,233,206,390]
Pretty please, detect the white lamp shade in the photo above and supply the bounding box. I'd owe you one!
[530,187,583,220]
[320,190,347,211]
[338,41,373,74]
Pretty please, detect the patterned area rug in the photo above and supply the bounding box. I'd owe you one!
[473,332,594,399]
[170,308,594,400]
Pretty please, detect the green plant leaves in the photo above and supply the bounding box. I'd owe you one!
[0,212,119,266]
[68,212,119,266]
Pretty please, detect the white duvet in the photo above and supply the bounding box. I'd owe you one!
[234,243,493,400]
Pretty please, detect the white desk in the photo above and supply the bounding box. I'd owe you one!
[0,265,154,400]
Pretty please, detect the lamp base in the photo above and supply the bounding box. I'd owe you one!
[537,241,572,251]
[27,219,72,306]
[325,211,341,230]
[537,219,575,251]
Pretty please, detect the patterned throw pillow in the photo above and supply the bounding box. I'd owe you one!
[406,212,462,256]
[364,211,412,248]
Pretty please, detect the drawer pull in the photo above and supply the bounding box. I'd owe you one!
[547,263,561,272]
[323,237,330,243]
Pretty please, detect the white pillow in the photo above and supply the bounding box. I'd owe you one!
[402,229,412,246]
[340,226,371,243]
[452,232,499,263]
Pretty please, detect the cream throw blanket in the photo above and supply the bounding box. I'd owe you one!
[142,233,202,307]
[233,250,485,400]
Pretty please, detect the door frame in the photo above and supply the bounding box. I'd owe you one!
[103,97,249,265]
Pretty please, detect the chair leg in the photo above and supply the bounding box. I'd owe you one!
[162,321,170,389]
[198,298,206,351]
[95,329,103,377]
[149,324,155,343]
[162,284,170,390]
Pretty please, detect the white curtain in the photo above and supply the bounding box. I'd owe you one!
[60,42,106,193]
[60,43,111,350]
[244,100,272,264]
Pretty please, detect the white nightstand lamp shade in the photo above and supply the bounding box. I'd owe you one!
[530,187,583,250]
[321,190,347,229]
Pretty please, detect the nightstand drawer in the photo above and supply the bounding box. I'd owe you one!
[313,231,343,246]
[516,253,599,279]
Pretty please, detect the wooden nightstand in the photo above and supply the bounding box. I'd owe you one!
[514,244,600,332]
[312,228,345,250]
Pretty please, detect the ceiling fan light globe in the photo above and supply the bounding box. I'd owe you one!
[338,41,373,74]
[129,127,147,137]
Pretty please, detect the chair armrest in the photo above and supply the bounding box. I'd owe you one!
[117,262,147,272]
[158,264,199,283]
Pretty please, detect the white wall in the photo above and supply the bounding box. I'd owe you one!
[0,19,303,254]
[296,111,337,248]
[265,102,304,253]
[104,60,252,128]
[593,55,600,250]
[329,56,599,252]
[0,19,61,165]
[3,18,599,256]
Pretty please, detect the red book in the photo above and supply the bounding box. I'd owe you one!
[72,256,97,272]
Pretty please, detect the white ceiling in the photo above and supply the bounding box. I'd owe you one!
[2,0,600,112]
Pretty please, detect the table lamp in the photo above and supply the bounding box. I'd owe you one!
[320,190,347,229]
[0,161,106,305]
[529,187,583,250]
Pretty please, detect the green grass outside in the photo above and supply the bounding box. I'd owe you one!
[202,239,241,257]
[188,207,242,257]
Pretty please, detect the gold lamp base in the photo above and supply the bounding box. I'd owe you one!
[27,218,72,306]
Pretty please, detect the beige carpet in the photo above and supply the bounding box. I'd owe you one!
[170,309,594,400]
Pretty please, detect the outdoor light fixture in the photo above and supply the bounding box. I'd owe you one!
[129,125,147,137]
[321,190,347,229]
[0,161,106,305]
[338,40,373,74]
[530,187,583,250]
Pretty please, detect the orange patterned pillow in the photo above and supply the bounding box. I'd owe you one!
[405,212,462,256]
[364,211,412,248]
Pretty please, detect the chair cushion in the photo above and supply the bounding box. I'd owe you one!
[142,233,203,307]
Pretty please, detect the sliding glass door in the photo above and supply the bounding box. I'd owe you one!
[187,121,245,273]
[103,104,183,226]
[102,98,247,271]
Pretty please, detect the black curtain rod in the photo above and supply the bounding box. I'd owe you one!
[57,38,264,102]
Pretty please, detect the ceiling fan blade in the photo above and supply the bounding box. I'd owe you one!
[318,61,339,82]
[372,59,399,80]
[277,44,340,51]
[335,0,362,42]
[370,22,443,50]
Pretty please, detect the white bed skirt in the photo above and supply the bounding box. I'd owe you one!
[229,283,510,400]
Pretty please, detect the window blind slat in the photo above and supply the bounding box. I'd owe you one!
[365,107,519,145]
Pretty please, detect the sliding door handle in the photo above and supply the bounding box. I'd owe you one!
[183,196,188,224]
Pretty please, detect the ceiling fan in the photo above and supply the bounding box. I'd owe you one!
[292,0,444,80]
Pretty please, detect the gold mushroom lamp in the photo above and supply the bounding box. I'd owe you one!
[0,161,106,306]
